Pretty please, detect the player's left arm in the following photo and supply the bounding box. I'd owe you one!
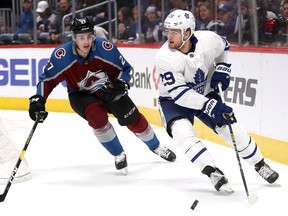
[115,51,132,83]
[98,42,132,102]
[101,40,132,82]
[210,36,232,92]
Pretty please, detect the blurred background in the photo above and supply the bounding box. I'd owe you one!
[0,0,287,47]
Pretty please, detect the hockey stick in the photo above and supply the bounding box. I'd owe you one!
[0,112,43,202]
[217,83,258,205]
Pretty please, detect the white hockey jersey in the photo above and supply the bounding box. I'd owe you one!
[155,30,230,110]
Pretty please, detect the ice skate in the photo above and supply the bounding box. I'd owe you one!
[151,145,176,162]
[255,159,279,184]
[203,166,234,193]
[114,151,128,175]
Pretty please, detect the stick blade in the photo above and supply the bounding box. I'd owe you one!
[0,193,7,202]
[248,193,258,205]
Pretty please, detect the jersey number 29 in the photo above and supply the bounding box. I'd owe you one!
[160,71,175,86]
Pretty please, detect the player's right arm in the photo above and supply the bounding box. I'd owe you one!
[156,46,208,110]
[159,69,208,110]
[36,46,69,99]
[29,45,69,122]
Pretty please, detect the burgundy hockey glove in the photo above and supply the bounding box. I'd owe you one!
[98,79,130,102]
[210,62,231,92]
[202,99,236,125]
[29,95,48,122]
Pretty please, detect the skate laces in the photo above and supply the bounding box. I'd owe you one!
[257,163,274,179]
[114,152,128,175]
[153,145,171,159]
[210,169,230,192]
[115,152,126,164]
[254,159,279,184]
[210,170,224,186]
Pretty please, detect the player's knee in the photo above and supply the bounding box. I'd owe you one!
[171,119,194,138]
[127,113,148,133]
[171,118,205,156]
[85,103,108,129]
[171,119,198,144]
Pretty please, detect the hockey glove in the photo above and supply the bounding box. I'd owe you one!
[98,79,130,102]
[29,95,48,123]
[202,99,236,125]
[210,62,231,92]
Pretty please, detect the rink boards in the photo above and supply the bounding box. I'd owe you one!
[0,45,287,165]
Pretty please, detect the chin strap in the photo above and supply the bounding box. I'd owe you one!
[178,31,193,50]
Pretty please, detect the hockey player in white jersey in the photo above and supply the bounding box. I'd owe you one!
[155,9,279,192]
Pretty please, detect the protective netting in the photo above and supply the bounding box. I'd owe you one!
[0,118,31,184]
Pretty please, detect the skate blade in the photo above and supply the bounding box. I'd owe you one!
[219,183,234,193]
[120,168,128,176]
[271,179,281,187]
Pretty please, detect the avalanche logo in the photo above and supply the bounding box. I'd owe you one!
[187,68,207,94]
[77,70,108,93]
[54,48,66,59]
[102,41,113,51]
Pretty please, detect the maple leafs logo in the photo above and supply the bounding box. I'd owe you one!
[186,68,207,94]
[184,12,190,19]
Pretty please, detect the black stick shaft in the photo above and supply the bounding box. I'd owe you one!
[226,122,250,197]
[218,84,251,199]
[0,115,40,202]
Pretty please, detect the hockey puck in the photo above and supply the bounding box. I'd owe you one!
[191,199,199,210]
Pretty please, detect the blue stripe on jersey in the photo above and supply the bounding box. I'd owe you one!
[191,147,207,162]
[167,84,187,93]
[158,96,173,101]
[173,87,191,101]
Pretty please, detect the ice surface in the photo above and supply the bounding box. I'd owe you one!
[0,110,287,216]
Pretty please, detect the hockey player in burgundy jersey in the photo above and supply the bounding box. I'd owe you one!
[155,10,279,192]
[28,17,176,175]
